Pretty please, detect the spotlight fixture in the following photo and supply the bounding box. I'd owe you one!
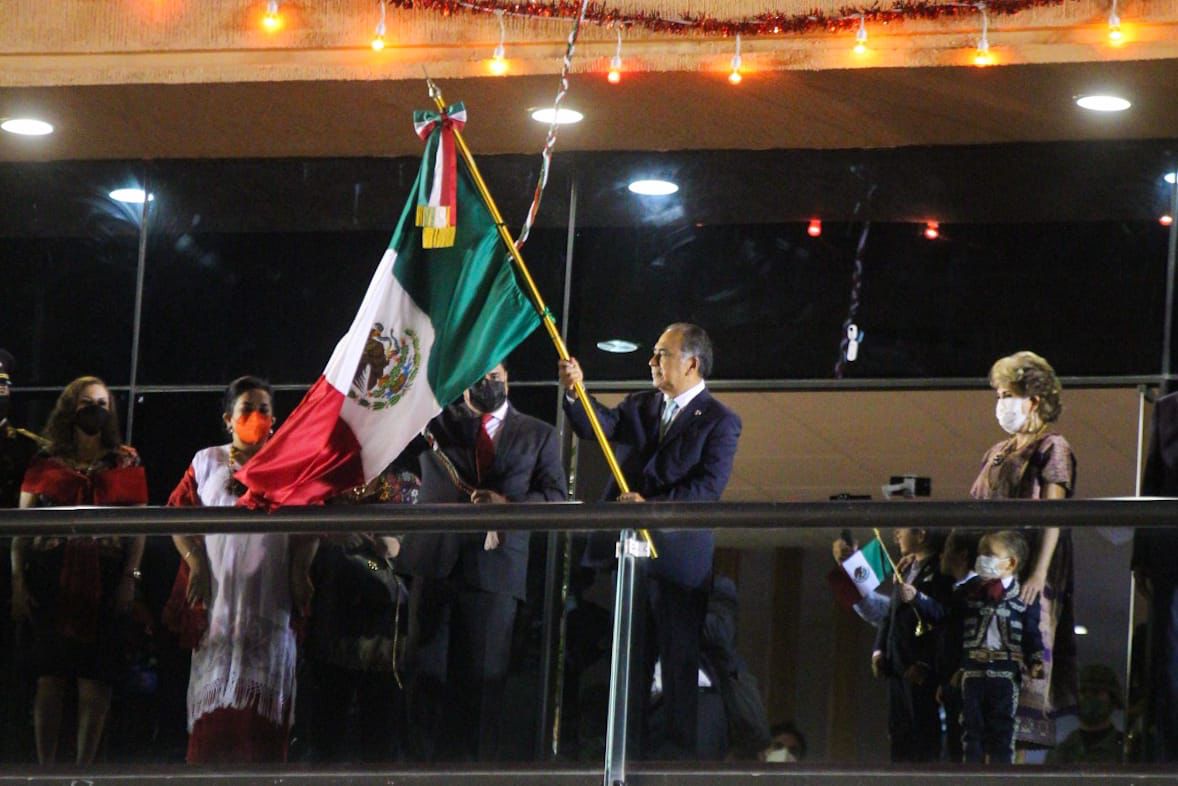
[1074,625,1089,635]
[530,108,583,125]
[1075,94,1131,111]
[1163,172,1176,185]
[1162,215,1175,227]
[808,219,823,237]
[923,221,940,240]
[1,117,54,136]
[597,339,640,353]
[628,180,679,196]
[110,188,154,204]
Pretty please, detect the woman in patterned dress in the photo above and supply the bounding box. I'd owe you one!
[970,351,1079,750]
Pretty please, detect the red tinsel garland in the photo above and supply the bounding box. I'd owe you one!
[388,0,1069,36]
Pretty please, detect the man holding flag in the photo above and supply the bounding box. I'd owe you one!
[558,323,742,760]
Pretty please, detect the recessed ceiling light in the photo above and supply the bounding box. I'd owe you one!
[1074,625,1089,635]
[109,188,154,204]
[1,117,54,136]
[597,339,640,353]
[1075,95,1131,112]
[628,179,679,196]
[1165,172,1177,185]
[530,108,583,125]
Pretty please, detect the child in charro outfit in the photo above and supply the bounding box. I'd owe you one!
[954,530,1045,763]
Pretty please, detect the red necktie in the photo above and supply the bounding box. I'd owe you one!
[476,413,495,484]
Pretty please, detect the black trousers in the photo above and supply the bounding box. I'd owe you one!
[941,683,964,763]
[886,670,942,762]
[961,660,1020,763]
[1147,577,1178,762]
[628,566,709,760]
[406,577,518,762]
[308,659,403,762]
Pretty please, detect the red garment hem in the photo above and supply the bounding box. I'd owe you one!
[186,706,289,764]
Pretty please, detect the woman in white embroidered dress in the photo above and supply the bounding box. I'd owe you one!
[167,376,316,763]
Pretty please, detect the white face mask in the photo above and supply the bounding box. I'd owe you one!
[764,747,795,763]
[995,396,1028,435]
[975,554,1011,580]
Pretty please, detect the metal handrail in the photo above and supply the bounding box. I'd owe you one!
[0,498,1176,537]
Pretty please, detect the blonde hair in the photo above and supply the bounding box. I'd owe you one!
[989,351,1062,424]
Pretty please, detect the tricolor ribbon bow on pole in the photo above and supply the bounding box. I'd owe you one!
[413,101,468,248]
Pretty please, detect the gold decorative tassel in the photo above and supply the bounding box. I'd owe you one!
[422,226,457,248]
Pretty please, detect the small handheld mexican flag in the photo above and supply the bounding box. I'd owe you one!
[841,538,889,596]
[826,535,891,610]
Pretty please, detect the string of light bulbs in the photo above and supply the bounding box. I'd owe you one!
[256,0,1131,75]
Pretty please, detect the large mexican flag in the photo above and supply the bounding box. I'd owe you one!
[236,108,539,508]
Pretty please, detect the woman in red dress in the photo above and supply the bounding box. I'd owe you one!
[11,376,147,764]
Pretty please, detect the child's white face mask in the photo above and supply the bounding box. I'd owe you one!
[975,554,1011,580]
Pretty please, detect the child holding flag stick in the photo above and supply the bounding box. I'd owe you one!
[871,528,952,762]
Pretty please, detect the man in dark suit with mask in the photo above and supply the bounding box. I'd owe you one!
[400,361,566,762]
[558,322,742,759]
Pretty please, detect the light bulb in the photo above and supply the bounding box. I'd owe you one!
[728,34,742,85]
[854,16,868,55]
[808,219,822,238]
[1162,215,1175,227]
[973,39,992,66]
[489,44,507,75]
[262,0,281,32]
[371,2,387,51]
[924,221,940,240]
[608,53,622,84]
[1108,1,1124,45]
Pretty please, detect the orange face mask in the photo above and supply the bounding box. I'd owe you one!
[233,411,273,445]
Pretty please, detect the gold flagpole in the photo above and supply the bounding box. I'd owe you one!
[426,81,657,558]
[872,527,903,582]
[872,527,928,636]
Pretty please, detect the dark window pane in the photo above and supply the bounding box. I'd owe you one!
[0,161,144,386]
[137,158,569,386]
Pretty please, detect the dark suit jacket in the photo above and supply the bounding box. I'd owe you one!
[399,403,567,601]
[563,387,742,589]
[874,556,952,674]
[1134,391,1178,579]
